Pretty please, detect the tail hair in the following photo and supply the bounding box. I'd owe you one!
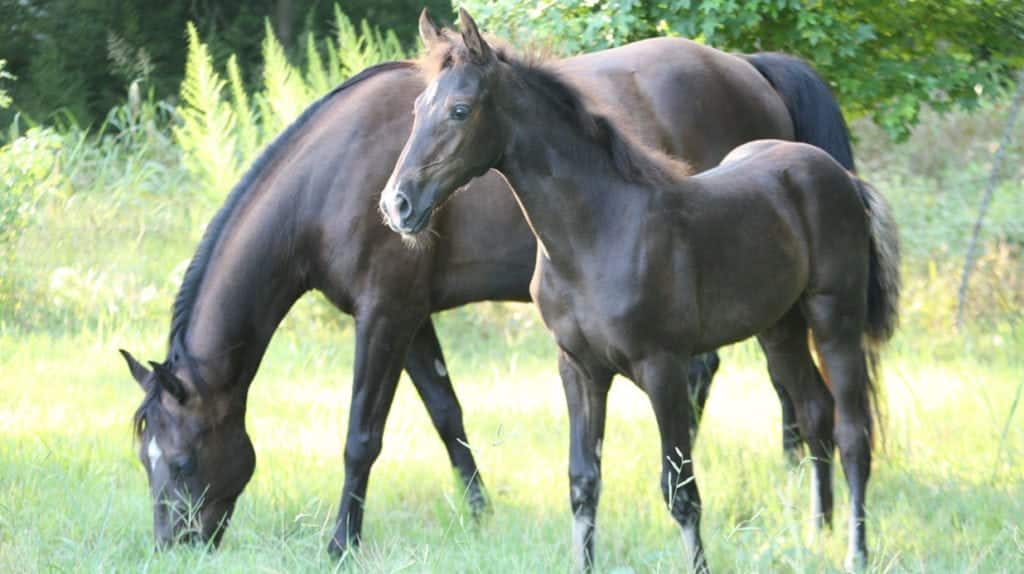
[743,52,856,171]
[854,177,902,346]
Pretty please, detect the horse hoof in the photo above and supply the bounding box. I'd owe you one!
[467,487,491,518]
[327,538,355,561]
[844,549,867,572]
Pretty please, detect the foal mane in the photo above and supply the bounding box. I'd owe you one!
[134,60,416,438]
[419,34,692,188]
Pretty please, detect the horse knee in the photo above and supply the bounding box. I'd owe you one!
[344,432,383,472]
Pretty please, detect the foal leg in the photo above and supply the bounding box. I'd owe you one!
[328,307,420,557]
[685,351,720,446]
[756,308,836,532]
[405,318,488,515]
[772,380,805,465]
[805,296,873,571]
[639,353,709,574]
[559,351,612,574]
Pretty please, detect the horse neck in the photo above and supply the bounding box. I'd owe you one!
[183,171,311,390]
[494,84,657,268]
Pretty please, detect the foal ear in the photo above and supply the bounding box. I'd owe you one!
[458,8,491,63]
[148,361,189,405]
[119,349,152,391]
[418,7,443,50]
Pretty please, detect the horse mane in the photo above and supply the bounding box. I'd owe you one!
[135,60,415,439]
[167,60,415,352]
[418,34,692,188]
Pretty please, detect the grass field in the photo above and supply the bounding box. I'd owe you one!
[2,69,1023,573]
[1,298,1022,573]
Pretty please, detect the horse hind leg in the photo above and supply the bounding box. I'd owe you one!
[405,318,488,515]
[756,307,836,532]
[685,351,719,446]
[803,294,873,571]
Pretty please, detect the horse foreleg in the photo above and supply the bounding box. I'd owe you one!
[640,353,709,574]
[559,350,612,574]
[328,308,419,558]
[405,317,488,516]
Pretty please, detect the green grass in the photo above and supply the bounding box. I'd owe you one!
[1,304,1022,573]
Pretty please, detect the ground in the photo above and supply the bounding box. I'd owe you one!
[1,299,1021,573]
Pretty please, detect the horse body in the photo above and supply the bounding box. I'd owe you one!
[122,14,858,553]
[554,37,793,163]
[382,11,899,572]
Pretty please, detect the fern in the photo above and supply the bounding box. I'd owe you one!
[256,20,313,136]
[172,23,239,200]
[304,32,331,96]
[226,54,260,161]
[171,6,408,206]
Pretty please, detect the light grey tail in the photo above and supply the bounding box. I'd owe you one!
[855,178,902,345]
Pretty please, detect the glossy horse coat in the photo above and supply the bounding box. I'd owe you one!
[120,12,858,554]
[382,10,899,572]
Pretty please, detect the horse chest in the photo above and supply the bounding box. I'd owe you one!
[533,263,654,369]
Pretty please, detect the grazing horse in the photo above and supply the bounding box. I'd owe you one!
[380,10,900,572]
[118,12,858,555]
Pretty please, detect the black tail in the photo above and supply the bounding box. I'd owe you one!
[743,52,856,171]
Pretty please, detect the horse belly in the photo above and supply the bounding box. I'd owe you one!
[690,215,808,351]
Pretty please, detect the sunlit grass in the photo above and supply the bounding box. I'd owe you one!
[1,304,1021,573]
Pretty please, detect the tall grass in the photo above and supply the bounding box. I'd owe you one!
[0,7,403,334]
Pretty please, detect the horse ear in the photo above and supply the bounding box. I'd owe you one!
[418,7,443,50]
[119,349,152,391]
[148,361,188,404]
[458,8,491,62]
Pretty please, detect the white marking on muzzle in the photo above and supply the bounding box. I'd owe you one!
[381,184,402,227]
[147,437,163,472]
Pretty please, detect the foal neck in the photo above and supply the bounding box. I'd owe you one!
[493,63,684,266]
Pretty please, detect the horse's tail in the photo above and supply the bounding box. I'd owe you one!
[853,177,902,347]
[743,52,856,171]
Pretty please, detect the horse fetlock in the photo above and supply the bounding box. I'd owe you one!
[569,474,601,511]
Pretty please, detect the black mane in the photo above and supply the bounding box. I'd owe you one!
[504,56,692,188]
[167,60,415,352]
[422,38,691,187]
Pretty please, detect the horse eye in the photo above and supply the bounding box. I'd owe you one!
[450,104,471,121]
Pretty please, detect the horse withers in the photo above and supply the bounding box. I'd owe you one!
[381,10,900,572]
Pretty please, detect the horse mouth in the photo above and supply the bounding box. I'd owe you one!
[400,209,433,236]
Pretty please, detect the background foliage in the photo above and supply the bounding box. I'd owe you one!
[0,0,450,131]
[462,0,1024,139]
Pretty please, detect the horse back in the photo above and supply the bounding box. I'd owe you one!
[555,37,793,170]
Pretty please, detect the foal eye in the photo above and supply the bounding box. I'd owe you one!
[449,104,471,121]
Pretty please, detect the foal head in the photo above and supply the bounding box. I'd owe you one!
[380,8,507,237]
[120,348,254,548]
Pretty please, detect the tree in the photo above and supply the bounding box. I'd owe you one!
[461,0,1024,138]
[0,1,451,130]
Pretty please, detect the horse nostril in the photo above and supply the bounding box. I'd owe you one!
[394,191,413,220]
